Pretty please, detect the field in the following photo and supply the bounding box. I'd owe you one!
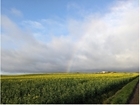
[1,72,139,104]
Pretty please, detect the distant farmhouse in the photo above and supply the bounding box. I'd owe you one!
[101,71,115,74]
[101,71,107,74]
[96,71,116,74]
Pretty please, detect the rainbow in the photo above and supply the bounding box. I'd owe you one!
[66,33,91,72]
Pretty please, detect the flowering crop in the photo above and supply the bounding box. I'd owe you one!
[1,73,138,104]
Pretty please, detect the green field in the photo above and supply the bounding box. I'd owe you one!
[1,72,139,104]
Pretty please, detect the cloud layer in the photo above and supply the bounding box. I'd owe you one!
[1,0,139,74]
[10,8,23,17]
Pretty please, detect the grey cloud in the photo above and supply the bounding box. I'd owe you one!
[68,1,139,71]
[1,18,74,73]
[1,0,139,74]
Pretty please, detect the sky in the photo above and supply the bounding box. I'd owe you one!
[1,0,139,74]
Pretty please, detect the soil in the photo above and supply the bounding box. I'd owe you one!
[128,82,139,104]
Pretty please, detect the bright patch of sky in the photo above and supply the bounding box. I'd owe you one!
[2,0,115,43]
[1,0,139,74]
[2,0,113,19]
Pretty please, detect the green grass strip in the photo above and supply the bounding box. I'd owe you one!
[104,76,139,104]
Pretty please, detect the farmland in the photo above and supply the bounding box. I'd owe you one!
[1,72,139,104]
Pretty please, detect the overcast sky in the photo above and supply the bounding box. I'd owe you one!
[1,0,139,74]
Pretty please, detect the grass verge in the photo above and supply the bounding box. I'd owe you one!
[104,76,139,104]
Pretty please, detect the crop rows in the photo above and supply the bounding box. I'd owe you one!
[1,73,138,104]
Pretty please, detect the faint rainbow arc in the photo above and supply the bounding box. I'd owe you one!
[66,33,91,72]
